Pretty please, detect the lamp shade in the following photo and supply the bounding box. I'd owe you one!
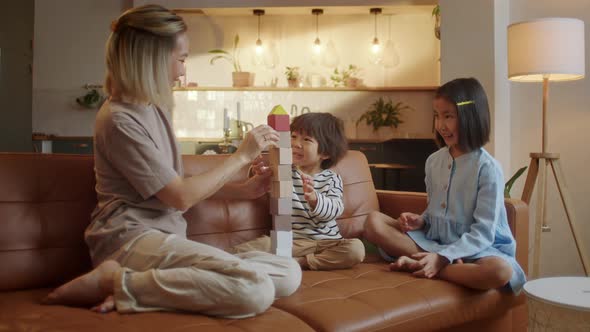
[508,18,585,82]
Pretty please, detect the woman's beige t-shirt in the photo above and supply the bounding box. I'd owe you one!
[85,100,185,265]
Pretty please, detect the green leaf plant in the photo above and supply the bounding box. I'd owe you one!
[504,166,528,198]
[285,66,301,81]
[76,89,105,109]
[356,97,412,131]
[330,64,360,87]
[208,34,242,72]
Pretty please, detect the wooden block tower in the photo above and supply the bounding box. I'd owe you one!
[267,105,293,257]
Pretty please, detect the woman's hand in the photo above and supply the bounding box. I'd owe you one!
[250,155,271,177]
[301,172,318,209]
[242,155,272,199]
[240,170,272,199]
[398,212,425,233]
[410,252,449,279]
[235,125,279,163]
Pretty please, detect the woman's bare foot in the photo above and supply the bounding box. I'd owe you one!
[91,295,115,313]
[389,256,423,272]
[42,260,120,307]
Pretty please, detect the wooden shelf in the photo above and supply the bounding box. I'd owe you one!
[349,133,435,143]
[32,134,93,141]
[173,86,438,92]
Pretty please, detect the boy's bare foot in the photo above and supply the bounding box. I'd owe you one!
[295,256,309,270]
[389,256,422,272]
[42,260,120,308]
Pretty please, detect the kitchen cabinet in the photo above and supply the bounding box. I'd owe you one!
[32,135,93,155]
[348,138,437,192]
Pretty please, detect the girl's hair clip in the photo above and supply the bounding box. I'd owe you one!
[456,100,475,106]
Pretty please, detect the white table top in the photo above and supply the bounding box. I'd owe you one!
[523,277,590,312]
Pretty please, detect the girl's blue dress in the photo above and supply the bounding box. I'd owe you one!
[389,147,526,293]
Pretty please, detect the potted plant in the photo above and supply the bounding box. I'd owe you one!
[356,97,412,139]
[209,34,254,87]
[432,4,441,40]
[285,66,301,88]
[76,89,105,109]
[330,64,362,88]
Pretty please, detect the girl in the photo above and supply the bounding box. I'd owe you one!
[43,5,301,317]
[364,78,526,293]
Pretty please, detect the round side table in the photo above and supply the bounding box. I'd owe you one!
[523,277,590,331]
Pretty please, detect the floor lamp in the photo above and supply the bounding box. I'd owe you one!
[508,18,589,278]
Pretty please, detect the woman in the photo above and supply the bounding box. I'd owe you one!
[43,4,301,318]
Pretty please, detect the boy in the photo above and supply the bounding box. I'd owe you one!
[233,113,365,270]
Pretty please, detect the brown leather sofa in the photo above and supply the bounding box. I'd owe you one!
[0,151,528,331]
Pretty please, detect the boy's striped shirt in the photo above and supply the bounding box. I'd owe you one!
[291,168,344,240]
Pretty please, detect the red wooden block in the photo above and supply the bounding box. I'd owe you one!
[267,114,290,131]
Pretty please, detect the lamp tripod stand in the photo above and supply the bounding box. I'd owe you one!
[520,78,590,278]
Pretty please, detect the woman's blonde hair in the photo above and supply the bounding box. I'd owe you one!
[105,5,186,110]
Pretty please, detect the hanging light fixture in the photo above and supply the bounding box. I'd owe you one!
[382,14,400,68]
[369,8,383,64]
[312,9,323,54]
[253,9,265,56]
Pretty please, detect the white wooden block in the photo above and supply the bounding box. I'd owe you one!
[272,164,292,181]
[270,230,293,245]
[269,147,292,165]
[270,197,292,215]
[274,247,292,257]
[271,231,293,256]
[278,131,291,148]
[272,215,292,232]
[271,180,293,198]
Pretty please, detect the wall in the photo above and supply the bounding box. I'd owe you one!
[440,0,510,178]
[174,8,439,139]
[509,0,589,276]
[173,89,435,140]
[0,1,34,152]
[442,0,589,277]
[181,11,438,88]
[32,0,131,137]
[32,1,439,137]
[136,0,438,9]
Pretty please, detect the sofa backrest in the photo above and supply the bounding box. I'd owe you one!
[181,150,378,249]
[0,150,378,291]
[0,154,96,291]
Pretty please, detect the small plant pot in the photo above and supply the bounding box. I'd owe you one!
[344,77,362,88]
[377,126,393,140]
[232,72,255,87]
[287,79,300,88]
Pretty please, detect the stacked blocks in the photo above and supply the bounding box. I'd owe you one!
[267,105,293,257]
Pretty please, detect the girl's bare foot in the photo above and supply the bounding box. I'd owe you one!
[389,256,422,272]
[42,260,120,307]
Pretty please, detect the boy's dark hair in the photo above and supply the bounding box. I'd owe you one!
[290,112,348,169]
[435,77,490,152]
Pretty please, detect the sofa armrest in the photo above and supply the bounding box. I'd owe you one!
[504,198,529,274]
[377,190,529,272]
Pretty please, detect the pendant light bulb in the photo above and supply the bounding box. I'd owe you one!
[312,9,324,55]
[371,37,381,54]
[369,8,383,64]
[253,9,265,57]
[313,37,322,54]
